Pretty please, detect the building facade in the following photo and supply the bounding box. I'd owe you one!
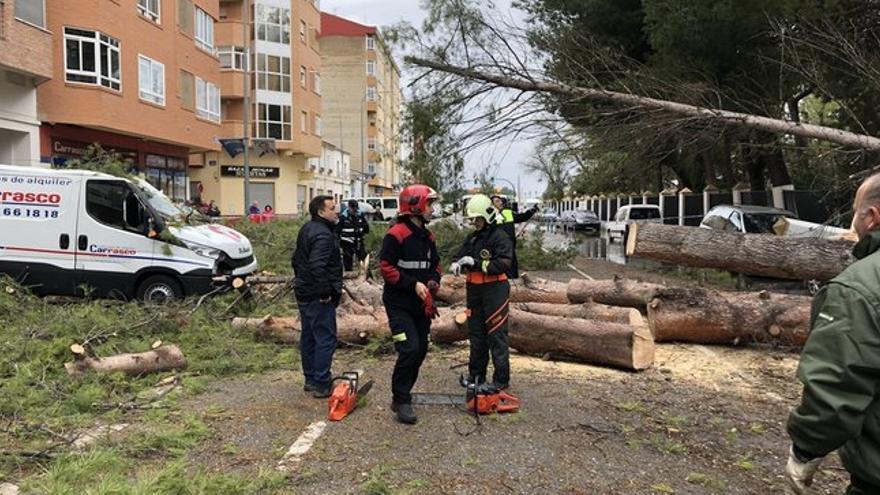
[191,0,323,216]
[36,0,223,202]
[0,0,52,168]
[319,13,401,197]
[316,140,350,204]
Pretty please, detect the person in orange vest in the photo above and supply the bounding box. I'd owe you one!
[450,194,514,390]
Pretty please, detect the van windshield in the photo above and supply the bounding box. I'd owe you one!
[133,179,184,220]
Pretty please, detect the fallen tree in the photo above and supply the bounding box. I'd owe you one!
[434,273,569,305]
[65,345,187,377]
[626,222,855,281]
[567,277,665,309]
[647,287,811,346]
[512,302,639,325]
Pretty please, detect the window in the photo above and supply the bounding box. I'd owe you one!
[179,69,194,110]
[300,20,306,42]
[196,77,220,122]
[313,72,321,94]
[256,5,290,44]
[194,7,214,52]
[256,54,290,92]
[15,0,45,28]
[367,137,377,151]
[366,35,375,51]
[138,55,165,105]
[366,60,376,76]
[314,115,322,136]
[366,86,377,101]
[86,180,127,230]
[137,0,160,23]
[178,0,193,36]
[299,66,306,87]
[301,111,308,133]
[256,104,291,141]
[64,28,121,91]
[218,46,246,70]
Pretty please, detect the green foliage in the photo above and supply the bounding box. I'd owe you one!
[361,465,392,495]
[515,229,577,271]
[60,144,136,179]
[686,472,726,491]
[230,218,306,275]
[401,89,466,197]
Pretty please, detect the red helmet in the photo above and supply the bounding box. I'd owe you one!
[398,184,440,217]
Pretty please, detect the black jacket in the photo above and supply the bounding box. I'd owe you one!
[337,208,370,246]
[455,224,514,277]
[292,217,343,303]
[496,206,537,279]
[379,218,441,310]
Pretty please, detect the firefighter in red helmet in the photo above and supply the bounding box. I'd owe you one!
[379,185,442,424]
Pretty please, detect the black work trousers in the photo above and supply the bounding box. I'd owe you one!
[342,240,366,271]
[387,304,430,405]
[466,280,511,387]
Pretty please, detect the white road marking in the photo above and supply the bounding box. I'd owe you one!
[277,421,327,471]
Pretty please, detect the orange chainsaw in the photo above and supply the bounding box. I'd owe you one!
[328,371,373,422]
[412,376,520,415]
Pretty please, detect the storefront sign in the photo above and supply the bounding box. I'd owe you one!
[220,166,280,178]
[52,139,138,163]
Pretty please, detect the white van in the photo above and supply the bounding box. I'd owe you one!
[0,165,258,302]
[345,196,399,221]
[605,204,663,242]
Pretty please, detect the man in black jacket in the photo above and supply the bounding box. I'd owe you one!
[292,195,342,398]
[491,195,538,279]
[379,185,442,424]
[452,194,515,390]
[338,200,370,271]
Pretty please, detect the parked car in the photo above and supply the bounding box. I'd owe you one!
[344,196,398,221]
[605,204,662,242]
[700,205,848,239]
[561,209,601,233]
[0,164,258,303]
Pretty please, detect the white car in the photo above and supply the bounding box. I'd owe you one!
[0,165,258,302]
[345,196,399,221]
[700,205,848,239]
[605,204,662,242]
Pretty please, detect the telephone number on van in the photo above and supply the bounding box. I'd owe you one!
[2,208,60,219]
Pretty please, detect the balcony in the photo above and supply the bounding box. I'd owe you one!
[216,21,248,47]
[219,71,246,99]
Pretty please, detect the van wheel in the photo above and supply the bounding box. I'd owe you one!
[136,275,183,304]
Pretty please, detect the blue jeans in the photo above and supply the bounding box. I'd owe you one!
[298,300,338,389]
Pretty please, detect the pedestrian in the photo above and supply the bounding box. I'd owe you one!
[491,195,539,279]
[338,199,370,271]
[379,185,442,424]
[785,173,880,494]
[450,194,514,391]
[249,201,261,215]
[291,195,343,399]
[207,200,221,217]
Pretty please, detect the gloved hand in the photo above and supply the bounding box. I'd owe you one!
[449,256,475,277]
[784,446,823,494]
[423,291,440,320]
[426,280,440,296]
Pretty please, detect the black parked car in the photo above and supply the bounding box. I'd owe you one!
[561,209,601,233]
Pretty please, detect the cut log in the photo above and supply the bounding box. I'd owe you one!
[428,308,653,371]
[430,311,470,344]
[568,277,664,309]
[513,302,640,325]
[508,309,654,371]
[65,345,187,377]
[647,287,811,346]
[626,222,855,281]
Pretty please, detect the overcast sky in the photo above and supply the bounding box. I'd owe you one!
[320,0,545,198]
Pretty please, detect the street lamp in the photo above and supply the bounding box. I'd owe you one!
[490,176,518,200]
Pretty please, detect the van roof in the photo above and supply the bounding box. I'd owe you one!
[0,164,118,180]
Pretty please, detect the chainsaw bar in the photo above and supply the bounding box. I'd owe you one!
[357,380,374,397]
[412,393,466,406]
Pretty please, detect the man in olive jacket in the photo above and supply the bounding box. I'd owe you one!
[786,174,880,494]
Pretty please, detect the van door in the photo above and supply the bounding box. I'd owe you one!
[382,198,398,219]
[75,179,156,299]
[0,170,80,295]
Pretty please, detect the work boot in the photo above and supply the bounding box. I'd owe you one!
[303,382,316,392]
[391,402,418,424]
[312,385,331,399]
[493,382,509,391]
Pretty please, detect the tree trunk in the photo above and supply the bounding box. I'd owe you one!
[427,309,654,371]
[567,277,665,309]
[647,287,811,346]
[513,302,640,325]
[626,222,855,280]
[435,274,569,305]
[406,56,880,152]
[65,345,187,377]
